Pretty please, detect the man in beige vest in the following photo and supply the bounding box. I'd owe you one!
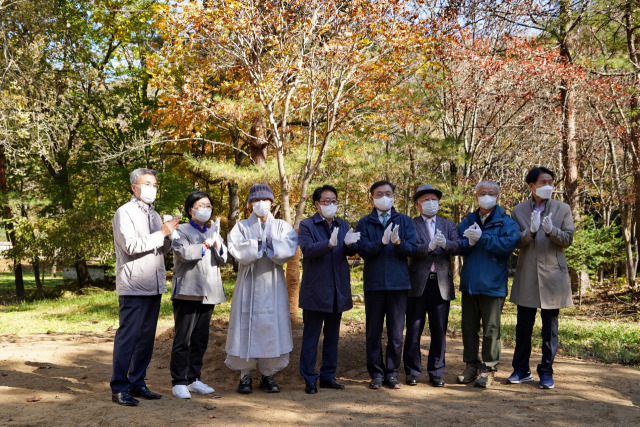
[508,167,574,390]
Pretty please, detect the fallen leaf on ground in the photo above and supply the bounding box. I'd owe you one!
[204,404,216,410]
[26,395,42,402]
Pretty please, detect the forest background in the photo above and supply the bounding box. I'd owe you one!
[0,0,638,311]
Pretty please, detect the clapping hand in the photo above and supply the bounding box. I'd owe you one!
[530,211,541,233]
[463,222,482,246]
[542,212,553,234]
[344,228,361,245]
[329,227,339,247]
[381,223,393,245]
[390,224,401,245]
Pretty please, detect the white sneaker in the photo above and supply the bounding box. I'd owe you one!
[172,384,191,399]
[188,379,215,394]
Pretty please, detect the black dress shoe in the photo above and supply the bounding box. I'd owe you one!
[319,379,345,389]
[258,375,280,393]
[305,382,318,394]
[406,375,418,386]
[112,391,139,406]
[429,376,445,387]
[131,386,162,400]
[385,377,402,389]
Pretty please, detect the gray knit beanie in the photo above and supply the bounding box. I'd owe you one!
[248,183,275,203]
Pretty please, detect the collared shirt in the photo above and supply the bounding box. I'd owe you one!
[532,199,547,213]
[377,209,391,224]
[422,215,436,233]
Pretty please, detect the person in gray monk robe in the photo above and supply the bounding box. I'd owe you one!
[225,183,298,394]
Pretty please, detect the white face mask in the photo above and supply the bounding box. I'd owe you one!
[192,208,212,223]
[320,203,337,219]
[421,200,439,217]
[252,200,271,217]
[535,185,553,200]
[373,196,394,212]
[478,195,497,210]
[137,185,157,204]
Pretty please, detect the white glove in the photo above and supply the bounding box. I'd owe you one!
[381,223,393,245]
[204,237,216,249]
[463,222,482,246]
[542,212,553,234]
[163,215,180,240]
[435,229,447,248]
[428,234,438,251]
[329,227,339,247]
[530,211,541,233]
[344,228,360,245]
[390,224,401,244]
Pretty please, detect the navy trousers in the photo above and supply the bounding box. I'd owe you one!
[110,294,162,393]
[403,276,450,378]
[364,290,408,380]
[512,305,559,376]
[299,309,343,385]
[170,299,215,386]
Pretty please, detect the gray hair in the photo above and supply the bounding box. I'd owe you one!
[475,180,500,194]
[130,168,157,185]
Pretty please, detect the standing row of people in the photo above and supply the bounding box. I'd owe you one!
[109,167,573,406]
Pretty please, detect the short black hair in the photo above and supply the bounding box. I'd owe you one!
[312,185,338,202]
[184,190,214,219]
[370,180,395,195]
[526,167,555,184]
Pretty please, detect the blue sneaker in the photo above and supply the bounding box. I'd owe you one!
[507,371,533,384]
[539,374,555,389]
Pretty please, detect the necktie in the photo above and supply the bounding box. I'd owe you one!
[427,218,436,272]
[382,213,388,227]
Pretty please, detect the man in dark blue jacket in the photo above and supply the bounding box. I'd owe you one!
[353,180,416,390]
[456,180,520,388]
[298,185,361,394]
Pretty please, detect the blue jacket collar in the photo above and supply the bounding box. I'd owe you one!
[366,207,398,223]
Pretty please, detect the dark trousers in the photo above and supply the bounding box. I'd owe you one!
[110,294,162,393]
[364,290,408,380]
[512,305,559,376]
[299,309,343,385]
[403,276,450,378]
[170,299,215,386]
[461,292,504,371]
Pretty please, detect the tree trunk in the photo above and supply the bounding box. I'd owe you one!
[32,261,45,299]
[75,255,94,288]
[0,145,24,298]
[227,181,240,272]
[250,118,268,167]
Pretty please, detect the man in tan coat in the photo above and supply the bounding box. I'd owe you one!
[508,167,574,390]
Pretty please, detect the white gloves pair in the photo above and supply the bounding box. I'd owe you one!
[531,211,553,234]
[463,222,482,246]
[329,227,362,247]
[428,229,447,251]
[382,223,401,245]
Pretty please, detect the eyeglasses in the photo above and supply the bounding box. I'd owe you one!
[317,200,339,206]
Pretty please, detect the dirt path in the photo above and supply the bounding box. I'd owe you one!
[1,319,639,426]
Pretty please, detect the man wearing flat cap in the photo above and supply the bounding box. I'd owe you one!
[225,183,299,394]
[403,184,461,387]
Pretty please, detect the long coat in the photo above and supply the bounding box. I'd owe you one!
[458,205,520,297]
[298,213,356,313]
[408,215,461,300]
[225,213,298,360]
[510,198,574,309]
[353,208,416,292]
[171,222,228,305]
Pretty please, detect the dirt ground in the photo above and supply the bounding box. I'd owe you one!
[1,318,639,427]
